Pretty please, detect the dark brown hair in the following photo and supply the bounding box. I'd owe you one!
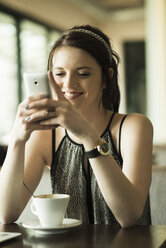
[48,25,120,112]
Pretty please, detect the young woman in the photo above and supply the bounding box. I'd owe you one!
[0,25,153,227]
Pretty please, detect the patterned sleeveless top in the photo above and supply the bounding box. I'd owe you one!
[50,112,151,225]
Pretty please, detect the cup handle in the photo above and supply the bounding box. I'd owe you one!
[30,202,37,216]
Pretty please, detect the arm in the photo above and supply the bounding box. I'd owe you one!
[82,113,153,227]
[0,95,52,224]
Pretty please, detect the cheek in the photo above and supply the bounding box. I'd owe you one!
[84,80,103,98]
[52,75,62,87]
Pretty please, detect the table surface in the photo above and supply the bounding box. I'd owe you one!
[0,223,166,248]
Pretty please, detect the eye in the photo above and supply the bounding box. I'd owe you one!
[78,72,90,77]
[55,72,65,76]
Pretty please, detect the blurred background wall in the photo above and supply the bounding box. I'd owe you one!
[0,0,166,165]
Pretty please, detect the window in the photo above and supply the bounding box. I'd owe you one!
[0,12,18,145]
[124,41,146,114]
[0,10,61,145]
[20,20,50,98]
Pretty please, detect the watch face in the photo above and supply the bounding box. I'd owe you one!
[98,141,110,155]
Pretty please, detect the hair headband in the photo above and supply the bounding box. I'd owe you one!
[65,28,112,63]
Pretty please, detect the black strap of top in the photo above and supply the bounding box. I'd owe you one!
[106,112,116,131]
[51,129,56,168]
[119,115,128,162]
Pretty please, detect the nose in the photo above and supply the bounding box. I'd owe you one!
[63,73,77,89]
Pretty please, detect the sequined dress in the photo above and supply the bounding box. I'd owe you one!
[50,113,151,224]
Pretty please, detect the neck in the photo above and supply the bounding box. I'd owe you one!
[81,104,110,126]
[67,107,112,144]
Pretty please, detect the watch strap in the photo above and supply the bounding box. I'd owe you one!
[86,148,100,159]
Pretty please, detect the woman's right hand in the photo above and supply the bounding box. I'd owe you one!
[11,94,53,143]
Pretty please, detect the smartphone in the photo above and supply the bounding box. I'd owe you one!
[23,72,51,98]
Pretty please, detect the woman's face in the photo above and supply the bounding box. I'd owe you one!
[52,46,104,112]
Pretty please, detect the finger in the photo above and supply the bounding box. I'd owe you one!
[39,118,59,126]
[24,109,51,123]
[22,107,40,117]
[48,71,66,101]
[30,123,56,131]
[27,97,57,110]
[20,94,49,109]
[39,111,60,126]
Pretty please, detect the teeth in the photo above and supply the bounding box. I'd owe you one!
[65,92,80,97]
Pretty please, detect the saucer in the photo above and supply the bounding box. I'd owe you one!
[22,218,82,235]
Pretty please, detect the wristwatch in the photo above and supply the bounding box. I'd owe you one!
[86,139,110,159]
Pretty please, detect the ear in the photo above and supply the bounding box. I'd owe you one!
[102,68,114,89]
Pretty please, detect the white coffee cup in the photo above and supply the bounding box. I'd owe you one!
[30,194,70,228]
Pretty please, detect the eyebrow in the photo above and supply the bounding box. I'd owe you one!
[53,66,93,70]
[77,67,93,70]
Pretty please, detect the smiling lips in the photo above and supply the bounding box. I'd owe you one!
[63,91,83,100]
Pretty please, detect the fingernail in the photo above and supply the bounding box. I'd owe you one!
[25,116,31,122]
[25,105,29,109]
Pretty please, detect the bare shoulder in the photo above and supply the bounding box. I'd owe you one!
[119,113,153,171]
[111,112,153,138]
[120,113,153,155]
[123,113,153,134]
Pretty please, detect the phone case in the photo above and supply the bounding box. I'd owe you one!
[23,72,51,97]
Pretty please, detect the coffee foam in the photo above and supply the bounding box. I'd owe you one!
[35,194,54,199]
[34,194,69,199]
